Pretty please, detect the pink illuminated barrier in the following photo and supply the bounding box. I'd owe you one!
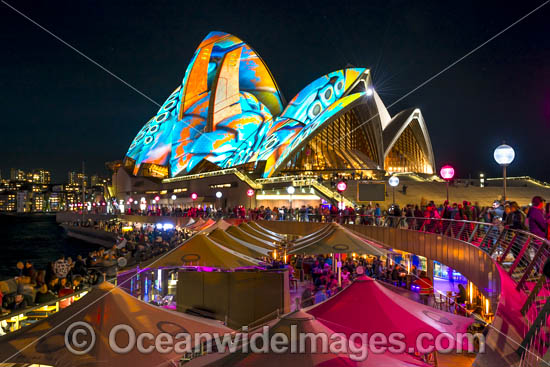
[383,216,550,359]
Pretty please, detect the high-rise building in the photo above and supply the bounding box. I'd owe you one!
[0,192,16,212]
[32,169,51,184]
[68,171,87,186]
[10,168,26,181]
[16,191,31,213]
[91,175,100,187]
[32,193,44,212]
[48,192,61,211]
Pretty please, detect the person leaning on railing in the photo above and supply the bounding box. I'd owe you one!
[527,196,548,239]
[34,284,56,304]
[503,202,526,230]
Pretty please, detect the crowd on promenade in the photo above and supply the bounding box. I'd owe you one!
[0,224,189,319]
[121,194,550,239]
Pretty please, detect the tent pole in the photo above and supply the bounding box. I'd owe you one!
[338,253,341,287]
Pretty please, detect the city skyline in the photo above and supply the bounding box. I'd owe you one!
[1,167,107,186]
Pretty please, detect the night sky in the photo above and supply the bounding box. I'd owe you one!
[1,0,549,183]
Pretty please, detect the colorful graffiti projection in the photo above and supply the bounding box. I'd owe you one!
[126,31,369,178]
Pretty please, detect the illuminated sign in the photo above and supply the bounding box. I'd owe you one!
[209,183,236,189]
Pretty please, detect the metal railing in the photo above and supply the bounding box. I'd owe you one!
[382,216,550,359]
[0,288,91,333]
[383,217,549,289]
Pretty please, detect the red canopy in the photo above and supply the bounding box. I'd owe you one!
[308,276,475,353]
[184,310,429,366]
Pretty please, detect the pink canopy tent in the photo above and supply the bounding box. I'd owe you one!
[184,310,429,366]
[198,219,232,234]
[307,276,475,353]
[186,217,206,230]
[196,218,216,231]
[0,282,233,367]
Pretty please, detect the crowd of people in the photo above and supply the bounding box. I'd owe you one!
[121,194,550,240]
[384,196,550,239]
[72,196,550,241]
[0,224,189,317]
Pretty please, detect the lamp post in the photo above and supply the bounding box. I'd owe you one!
[139,197,146,212]
[171,194,176,210]
[388,176,399,205]
[215,191,222,210]
[337,181,347,211]
[287,186,295,211]
[493,144,515,201]
[440,165,455,202]
[246,188,254,209]
[154,195,160,211]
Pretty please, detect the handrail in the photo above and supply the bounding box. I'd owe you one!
[160,168,260,189]
[161,168,242,183]
[383,215,550,360]
[300,178,356,207]
[383,216,550,284]
[232,170,262,190]
[255,175,357,207]
[0,287,91,325]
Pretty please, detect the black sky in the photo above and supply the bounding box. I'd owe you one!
[1,0,549,182]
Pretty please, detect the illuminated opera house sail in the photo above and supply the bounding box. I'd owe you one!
[124,31,435,179]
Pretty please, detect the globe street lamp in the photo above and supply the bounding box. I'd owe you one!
[215,191,222,210]
[494,144,515,201]
[388,176,399,205]
[287,186,295,211]
[171,194,177,211]
[246,188,254,209]
[440,165,455,202]
[337,181,347,210]
[336,181,347,192]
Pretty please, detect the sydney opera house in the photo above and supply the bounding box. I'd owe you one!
[114,31,436,205]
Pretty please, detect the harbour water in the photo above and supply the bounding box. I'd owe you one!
[0,214,98,280]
